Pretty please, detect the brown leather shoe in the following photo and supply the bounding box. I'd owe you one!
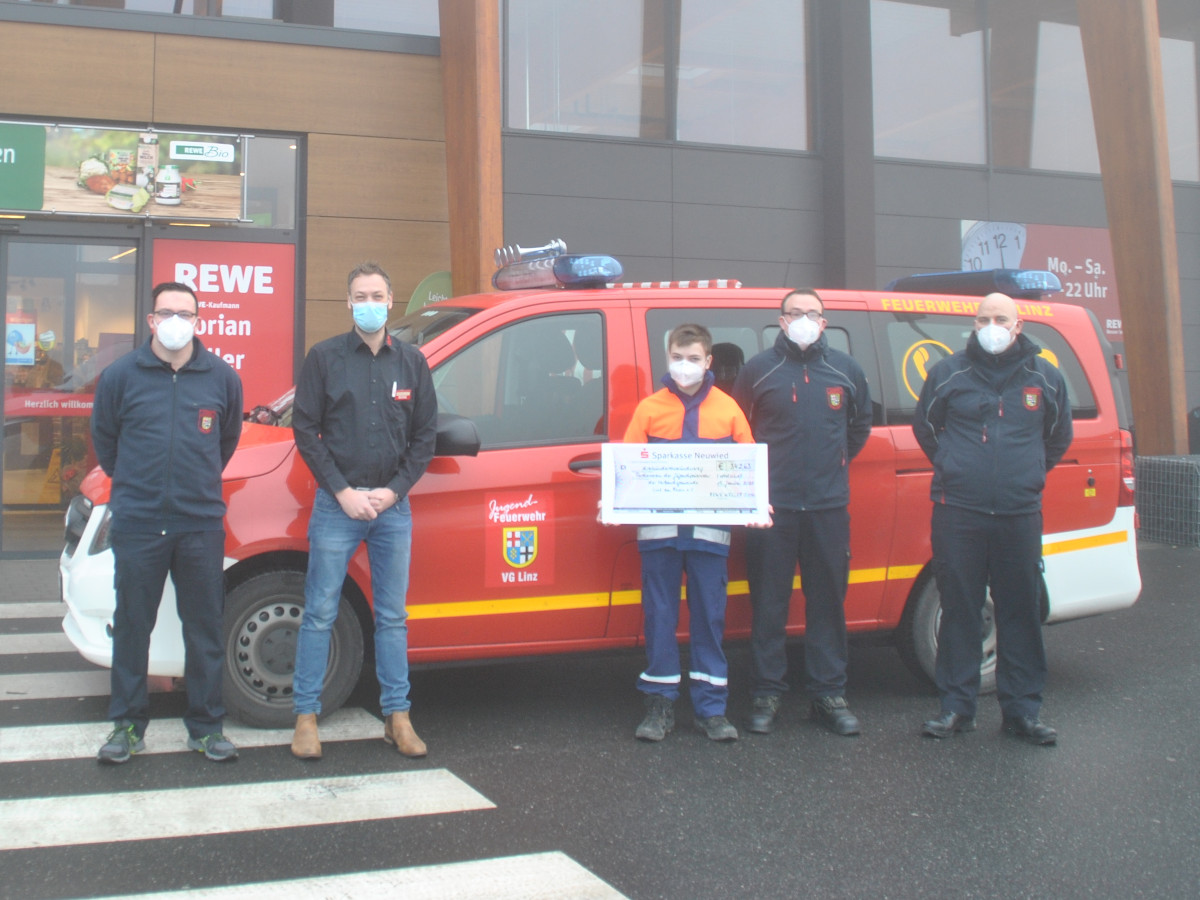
[384,710,427,758]
[291,713,322,759]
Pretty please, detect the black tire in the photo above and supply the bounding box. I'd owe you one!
[895,571,997,695]
[222,570,365,728]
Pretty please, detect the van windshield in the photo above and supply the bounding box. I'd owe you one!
[389,307,480,346]
[243,306,483,427]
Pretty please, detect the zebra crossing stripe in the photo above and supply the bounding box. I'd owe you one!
[0,770,496,851]
[0,670,111,700]
[80,852,628,899]
[0,707,383,764]
[0,631,75,654]
[0,602,66,619]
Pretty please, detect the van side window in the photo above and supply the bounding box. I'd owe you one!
[879,315,1097,424]
[645,309,870,419]
[431,312,605,448]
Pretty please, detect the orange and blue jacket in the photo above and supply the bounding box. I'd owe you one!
[622,371,754,555]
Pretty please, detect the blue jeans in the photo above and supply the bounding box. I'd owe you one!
[293,488,413,716]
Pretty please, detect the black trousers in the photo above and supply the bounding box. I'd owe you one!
[931,504,1047,719]
[109,529,227,739]
[746,507,851,698]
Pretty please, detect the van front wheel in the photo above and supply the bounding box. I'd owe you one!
[896,573,997,695]
[222,570,365,728]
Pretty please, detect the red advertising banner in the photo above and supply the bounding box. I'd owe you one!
[961,221,1122,339]
[152,239,295,410]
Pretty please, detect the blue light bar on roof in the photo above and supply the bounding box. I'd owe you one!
[491,253,623,291]
[885,269,1063,300]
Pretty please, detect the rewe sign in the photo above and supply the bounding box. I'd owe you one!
[152,239,295,409]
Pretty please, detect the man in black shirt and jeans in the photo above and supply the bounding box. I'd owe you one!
[290,262,437,759]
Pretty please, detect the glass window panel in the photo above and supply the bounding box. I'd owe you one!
[879,315,1095,424]
[333,0,439,35]
[432,313,605,447]
[1029,22,1099,174]
[17,0,440,35]
[506,0,646,137]
[871,0,986,164]
[244,136,299,229]
[4,240,136,554]
[1162,35,1199,183]
[676,0,809,151]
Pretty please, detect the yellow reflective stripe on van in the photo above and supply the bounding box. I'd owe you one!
[1042,529,1129,556]
[408,592,610,619]
[405,539,1118,620]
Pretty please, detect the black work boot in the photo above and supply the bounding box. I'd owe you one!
[746,694,781,734]
[811,695,861,736]
[634,695,675,742]
[694,715,739,742]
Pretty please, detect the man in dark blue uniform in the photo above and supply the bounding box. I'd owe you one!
[732,289,872,736]
[92,281,243,764]
[913,292,1072,745]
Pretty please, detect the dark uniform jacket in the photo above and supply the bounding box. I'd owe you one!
[91,337,243,533]
[732,331,872,512]
[912,331,1073,515]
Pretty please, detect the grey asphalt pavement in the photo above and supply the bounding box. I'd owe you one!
[1,542,1197,899]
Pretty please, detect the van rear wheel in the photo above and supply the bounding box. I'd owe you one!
[222,570,365,728]
[896,573,997,695]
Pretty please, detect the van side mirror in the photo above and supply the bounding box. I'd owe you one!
[435,413,481,457]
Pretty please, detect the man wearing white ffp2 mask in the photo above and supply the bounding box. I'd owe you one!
[732,289,872,739]
[912,290,1073,747]
[92,282,243,765]
[974,292,1022,355]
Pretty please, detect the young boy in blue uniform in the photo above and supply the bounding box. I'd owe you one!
[622,324,757,742]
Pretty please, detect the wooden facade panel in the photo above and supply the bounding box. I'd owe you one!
[0,23,154,121]
[305,216,451,316]
[307,134,448,222]
[303,299,355,353]
[152,35,443,140]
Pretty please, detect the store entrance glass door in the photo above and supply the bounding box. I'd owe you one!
[3,239,137,556]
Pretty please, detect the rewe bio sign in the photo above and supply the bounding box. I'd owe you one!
[169,141,237,163]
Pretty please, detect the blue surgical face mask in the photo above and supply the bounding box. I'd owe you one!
[352,301,389,334]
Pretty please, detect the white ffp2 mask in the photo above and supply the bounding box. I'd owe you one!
[155,315,195,351]
[787,316,821,349]
[668,359,705,389]
[977,323,1015,355]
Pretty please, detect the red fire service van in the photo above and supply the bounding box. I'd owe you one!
[61,243,1141,727]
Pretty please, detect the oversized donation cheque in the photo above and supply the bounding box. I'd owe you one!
[601,443,770,526]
